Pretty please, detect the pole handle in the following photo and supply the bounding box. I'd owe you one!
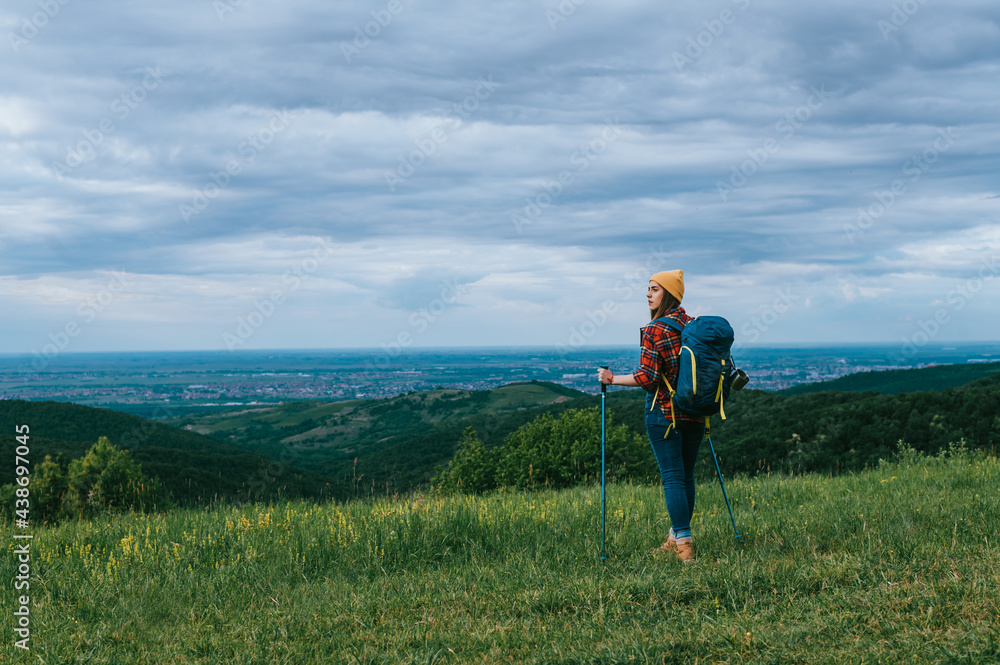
[600,365,608,393]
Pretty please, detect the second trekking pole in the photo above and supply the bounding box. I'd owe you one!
[706,431,741,539]
[600,365,608,560]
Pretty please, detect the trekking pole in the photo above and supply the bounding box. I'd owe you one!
[599,365,608,560]
[706,431,741,539]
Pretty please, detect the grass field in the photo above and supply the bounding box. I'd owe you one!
[3,442,998,663]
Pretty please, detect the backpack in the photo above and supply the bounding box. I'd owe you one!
[651,315,738,426]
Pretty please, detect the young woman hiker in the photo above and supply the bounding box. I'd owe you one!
[596,270,705,562]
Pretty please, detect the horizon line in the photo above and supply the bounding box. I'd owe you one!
[1,340,999,358]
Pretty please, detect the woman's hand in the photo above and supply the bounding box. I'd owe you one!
[597,367,614,385]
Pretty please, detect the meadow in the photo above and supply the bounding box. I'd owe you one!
[3,442,998,664]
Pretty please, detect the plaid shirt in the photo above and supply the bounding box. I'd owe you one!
[631,307,702,423]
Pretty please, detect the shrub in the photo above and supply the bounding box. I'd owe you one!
[0,436,172,524]
[433,407,656,494]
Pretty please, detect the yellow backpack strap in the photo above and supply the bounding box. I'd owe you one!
[658,370,677,428]
[714,358,727,420]
[681,346,697,394]
[650,352,674,415]
[660,370,674,395]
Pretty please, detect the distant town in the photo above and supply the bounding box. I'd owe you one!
[1,344,997,415]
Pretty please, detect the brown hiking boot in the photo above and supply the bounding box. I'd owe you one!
[652,531,676,555]
[675,536,695,562]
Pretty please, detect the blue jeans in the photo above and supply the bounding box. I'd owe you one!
[645,392,705,540]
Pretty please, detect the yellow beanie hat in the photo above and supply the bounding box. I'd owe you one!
[650,270,684,303]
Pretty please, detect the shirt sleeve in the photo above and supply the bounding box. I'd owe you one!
[632,327,660,389]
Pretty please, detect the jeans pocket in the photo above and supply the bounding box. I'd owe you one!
[645,410,667,428]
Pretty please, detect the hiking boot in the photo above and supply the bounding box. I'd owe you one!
[675,536,695,563]
[651,531,676,555]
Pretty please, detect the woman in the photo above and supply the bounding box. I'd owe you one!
[597,270,705,562]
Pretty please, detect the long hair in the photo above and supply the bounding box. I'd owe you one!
[649,291,680,321]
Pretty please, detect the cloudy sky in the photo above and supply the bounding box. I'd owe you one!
[1,0,998,356]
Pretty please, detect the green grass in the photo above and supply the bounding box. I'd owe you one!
[3,445,998,663]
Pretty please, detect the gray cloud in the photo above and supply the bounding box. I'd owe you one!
[1,0,998,350]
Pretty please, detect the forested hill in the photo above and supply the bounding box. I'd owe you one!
[689,369,1000,476]
[777,361,1000,396]
[530,367,1000,481]
[0,399,335,505]
[0,381,589,505]
[3,366,998,508]
[0,399,238,451]
[173,367,999,497]
[170,380,590,498]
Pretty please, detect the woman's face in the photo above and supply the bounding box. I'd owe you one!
[647,281,663,311]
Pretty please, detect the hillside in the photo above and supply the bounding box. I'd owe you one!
[6,365,999,509]
[2,447,995,663]
[420,368,1000,487]
[701,370,1000,475]
[1,382,602,507]
[0,400,336,505]
[177,380,583,441]
[171,380,591,496]
[777,361,1000,395]
[171,368,1000,497]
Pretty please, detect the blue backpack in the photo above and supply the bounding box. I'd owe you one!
[651,315,737,425]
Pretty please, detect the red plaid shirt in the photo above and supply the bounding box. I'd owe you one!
[631,307,702,423]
